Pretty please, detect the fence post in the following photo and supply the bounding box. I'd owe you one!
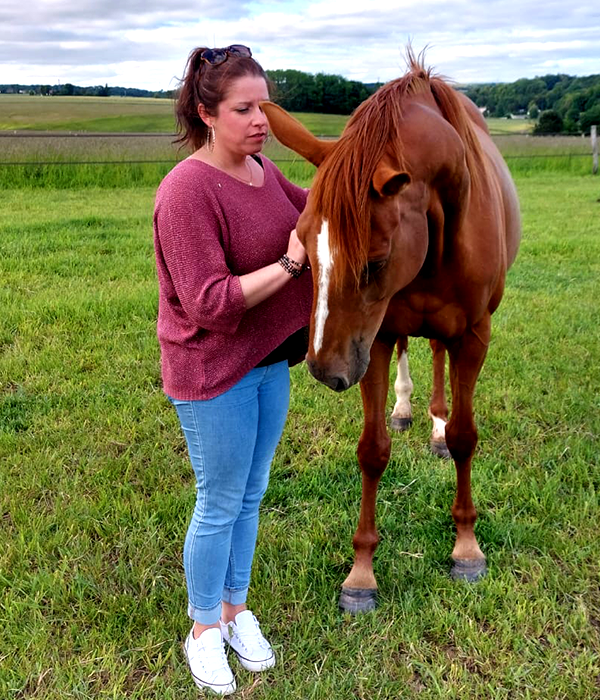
[592,125,598,175]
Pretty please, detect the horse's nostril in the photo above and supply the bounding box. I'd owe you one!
[330,375,349,392]
[307,359,350,392]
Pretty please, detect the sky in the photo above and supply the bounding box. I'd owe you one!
[1,0,599,90]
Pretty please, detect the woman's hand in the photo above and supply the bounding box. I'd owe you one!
[286,229,307,266]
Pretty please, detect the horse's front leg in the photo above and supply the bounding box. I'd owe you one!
[339,337,395,614]
[445,317,491,581]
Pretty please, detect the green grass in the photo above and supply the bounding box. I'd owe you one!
[485,117,534,135]
[1,170,599,698]
[0,96,531,136]
[0,95,176,132]
[0,96,594,189]
[0,95,347,136]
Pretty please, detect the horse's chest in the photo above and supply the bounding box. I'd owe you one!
[382,292,468,340]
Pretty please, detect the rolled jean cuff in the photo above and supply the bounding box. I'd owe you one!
[222,587,248,606]
[188,601,222,626]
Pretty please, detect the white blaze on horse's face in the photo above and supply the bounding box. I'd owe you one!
[313,220,334,355]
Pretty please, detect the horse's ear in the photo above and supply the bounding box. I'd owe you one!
[372,165,411,197]
[260,101,334,166]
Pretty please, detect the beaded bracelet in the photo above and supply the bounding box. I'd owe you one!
[278,253,307,278]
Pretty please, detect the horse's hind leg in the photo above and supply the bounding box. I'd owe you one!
[390,336,413,432]
[340,337,395,614]
[429,339,450,458]
[445,319,490,582]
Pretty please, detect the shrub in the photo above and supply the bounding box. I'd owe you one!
[579,105,600,135]
[534,110,564,134]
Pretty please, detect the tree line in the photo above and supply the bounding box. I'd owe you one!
[2,70,598,134]
[466,74,600,134]
[0,83,175,99]
[0,71,377,115]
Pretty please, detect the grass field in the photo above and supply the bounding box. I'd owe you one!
[1,95,593,190]
[0,94,348,135]
[1,98,599,698]
[0,95,535,136]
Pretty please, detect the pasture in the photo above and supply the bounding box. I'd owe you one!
[0,94,533,135]
[1,97,599,699]
[1,95,593,191]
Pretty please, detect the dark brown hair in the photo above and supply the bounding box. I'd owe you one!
[174,46,269,152]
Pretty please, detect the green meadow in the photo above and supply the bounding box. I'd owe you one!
[0,95,532,136]
[0,95,599,698]
[0,95,593,191]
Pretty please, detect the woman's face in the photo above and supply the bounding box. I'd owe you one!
[211,75,269,156]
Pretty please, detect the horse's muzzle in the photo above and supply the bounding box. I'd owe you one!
[306,340,370,392]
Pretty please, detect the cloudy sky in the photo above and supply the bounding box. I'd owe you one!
[2,1,599,90]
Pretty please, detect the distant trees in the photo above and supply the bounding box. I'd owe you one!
[267,69,374,114]
[466,73,600,133]
[1,70,598,131]
[580,105,600,135]
[0,83,176,99]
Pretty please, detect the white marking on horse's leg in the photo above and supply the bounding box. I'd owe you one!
[391,350,413,420]
[429,413,447,443]
[313,220,333,355]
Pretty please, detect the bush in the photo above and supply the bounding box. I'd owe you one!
[534,110,564,134]
[579,105,600,135]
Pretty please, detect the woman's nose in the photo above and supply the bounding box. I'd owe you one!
[253,107,268,126]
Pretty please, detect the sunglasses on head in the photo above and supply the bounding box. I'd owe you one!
[200,44,252,66]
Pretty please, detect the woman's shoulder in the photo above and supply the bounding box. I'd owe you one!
[159,157,207,187]
[156,159,215,203]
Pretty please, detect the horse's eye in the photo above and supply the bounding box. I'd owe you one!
[363,260,387,283]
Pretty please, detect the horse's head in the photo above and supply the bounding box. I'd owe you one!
[262,101,430,391]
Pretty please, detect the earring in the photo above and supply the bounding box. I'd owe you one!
[206,126,215,152]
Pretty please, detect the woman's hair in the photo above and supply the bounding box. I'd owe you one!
[174,46,269,152]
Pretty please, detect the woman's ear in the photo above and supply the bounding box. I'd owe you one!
[197,103,211,126]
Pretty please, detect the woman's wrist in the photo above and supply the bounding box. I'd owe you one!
[278,253,308,278]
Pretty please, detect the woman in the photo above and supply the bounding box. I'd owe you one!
[153,45,312,695]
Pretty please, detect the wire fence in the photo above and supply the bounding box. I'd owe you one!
[0,131,596,172]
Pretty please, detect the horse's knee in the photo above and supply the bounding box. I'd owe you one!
[445,423,477,462]
[357,436,391,478]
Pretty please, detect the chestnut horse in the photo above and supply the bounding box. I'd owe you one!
[262,57,520,613]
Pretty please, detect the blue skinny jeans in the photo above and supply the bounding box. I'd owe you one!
[169,360,289,625]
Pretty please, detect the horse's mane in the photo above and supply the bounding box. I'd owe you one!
[311,51,487,287]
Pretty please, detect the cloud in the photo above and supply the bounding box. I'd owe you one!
[0,0,598,88]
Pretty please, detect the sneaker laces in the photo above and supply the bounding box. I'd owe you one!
[205,643,230,670]
[189,633,230,675]
[235,614,270,651]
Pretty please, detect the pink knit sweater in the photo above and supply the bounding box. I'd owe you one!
[153,155,313,400]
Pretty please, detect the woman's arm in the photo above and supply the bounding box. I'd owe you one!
[239,229,307,308]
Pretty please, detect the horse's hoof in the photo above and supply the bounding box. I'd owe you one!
[338,587,378,614]
[431,440,451,459]
[450,558,487,582]
[390,416,412,432]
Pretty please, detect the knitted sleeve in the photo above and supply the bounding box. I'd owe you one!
[154,175,247,335]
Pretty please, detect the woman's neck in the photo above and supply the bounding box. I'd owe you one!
[195,147,254,186]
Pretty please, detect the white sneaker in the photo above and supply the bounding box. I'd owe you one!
[220,610,276,672]
[183,627,236,695]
